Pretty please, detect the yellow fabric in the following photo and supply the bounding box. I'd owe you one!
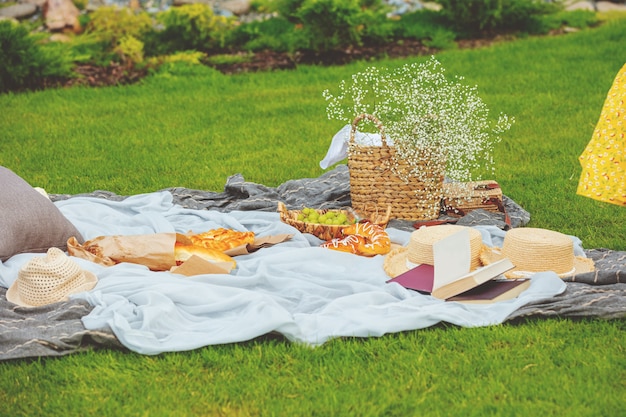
[577,64,626,206]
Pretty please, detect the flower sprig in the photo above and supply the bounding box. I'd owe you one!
[322,56,514,185]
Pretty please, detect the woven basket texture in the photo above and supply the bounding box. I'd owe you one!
[278,202,390,241]
[347,114,444,221]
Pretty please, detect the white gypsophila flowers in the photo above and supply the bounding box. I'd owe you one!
[322,56,514,188]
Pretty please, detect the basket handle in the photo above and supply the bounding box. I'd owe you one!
[349,114,389,148]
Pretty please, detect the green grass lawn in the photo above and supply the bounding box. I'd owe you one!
[0,14,625,417]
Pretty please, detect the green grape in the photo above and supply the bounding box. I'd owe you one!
[298,208,354,225]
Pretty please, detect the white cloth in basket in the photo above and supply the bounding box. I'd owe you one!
[319,124,395,169]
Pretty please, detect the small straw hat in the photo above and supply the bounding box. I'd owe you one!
[6,247,98,307]
[383,224,485,278]
[480,227,595,278]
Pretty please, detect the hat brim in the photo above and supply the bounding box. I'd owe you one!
[480,246,595,279]
[6,270,98,308]
[383,246,412,278]
[383,243,493,279]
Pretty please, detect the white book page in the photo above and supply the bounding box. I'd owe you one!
[432,229,472,290]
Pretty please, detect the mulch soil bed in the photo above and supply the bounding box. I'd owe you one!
[42,35,519,90]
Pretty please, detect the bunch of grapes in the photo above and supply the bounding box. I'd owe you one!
[298,207,353,225]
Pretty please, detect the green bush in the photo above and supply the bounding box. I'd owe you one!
[530,9,600,33]
[434,0,562,37]
[560,9,600,28]
[395,9,458,44]
[357,2,395,46]
[229,17,306,53]
[294,0,391,51]
[0,20,75,93]
[270,0,307,22]
[64,32,117,66]
[423,28,458,49]
[85,6,154,64]
[147,4,237,55]
[86,6,153,42]
[231,0,394,54]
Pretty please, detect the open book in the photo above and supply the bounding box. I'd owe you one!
[387,228,526,302]
[431,257,517,300]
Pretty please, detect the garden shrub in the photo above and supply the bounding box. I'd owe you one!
[434,0,562,37]
[72,0,89,11]
[270,0,306,22]
[552,9,599,30]
[115,35,145,64]
[0,20,75,93]
[423,28,458,49]
[85,6,154,65]
[294,0,391,51]
[148,58,223,79]
[395,9,457,44]
[524,9,599,35]
[86,6,153,42]
[65,33,117,67]
[229,17,306,53]
[147,4,237,55]
[357,3,395,46]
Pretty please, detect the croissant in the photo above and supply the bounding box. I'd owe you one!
[188,228,255,252]
[321,221,391,256]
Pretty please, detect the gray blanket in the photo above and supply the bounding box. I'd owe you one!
[1,165,624,361]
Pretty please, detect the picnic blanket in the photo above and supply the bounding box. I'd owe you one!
[1,165,624,361]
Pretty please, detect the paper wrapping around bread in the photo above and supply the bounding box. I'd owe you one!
[67,230,293,275]
[67,232,237,272]
[67,233,181,271]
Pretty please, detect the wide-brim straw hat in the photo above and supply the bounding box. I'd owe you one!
[7,247,98,307]
[383,224,485,278]
[480,227,595,278]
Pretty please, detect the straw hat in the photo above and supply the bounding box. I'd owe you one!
[383,224,485,278]
[480,227,595,278]
[6,247,98,307]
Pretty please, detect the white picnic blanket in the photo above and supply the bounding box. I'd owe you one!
[0,191,566,355]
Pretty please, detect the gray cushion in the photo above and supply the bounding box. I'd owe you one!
[0,166,83,262]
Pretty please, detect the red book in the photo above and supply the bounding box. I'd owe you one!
[386,264,434,294]
[447,279,531,304]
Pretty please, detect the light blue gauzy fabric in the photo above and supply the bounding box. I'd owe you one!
[0,192,566,355]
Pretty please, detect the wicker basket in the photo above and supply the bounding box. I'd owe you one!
[277,201,391,241]
[347,114,445,221]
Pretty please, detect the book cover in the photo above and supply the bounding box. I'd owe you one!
[446,279,531,304]
[386,264,434,294]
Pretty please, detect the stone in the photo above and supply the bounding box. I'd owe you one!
[421,2,442,11]
[44,0,80,31]
[49,33,73,42]
[0,3,38,20]
[220,0,250,16]
[596,1,626,11]
[565,1,597,10]
[22,0,48,9]
[171,0,213,7]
